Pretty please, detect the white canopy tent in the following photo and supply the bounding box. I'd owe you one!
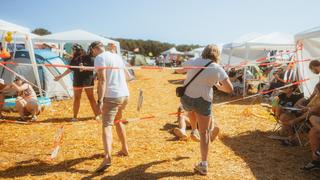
[161,47,184,56]
[0,19,43,96]
[221,32,264,65]
[34,29,121,55]
[222,32,295,96]
[295,26,320,98]
[222,32,295,66]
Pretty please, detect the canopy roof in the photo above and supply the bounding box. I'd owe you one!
[0,19,30,34]
[161,47,184,55]
[35,29,119,45]
[223,32,263,49]
[221,32,295,64]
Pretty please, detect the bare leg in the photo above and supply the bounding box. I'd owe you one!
[73,89,82,119]
[16,98,27,120]
[195,113,211,162]
[309,127,320,161]
[101,125,113,164]
[84,87,100,116]
[188,111,197,130]
[114,109,128,155]
[25,101,39,117]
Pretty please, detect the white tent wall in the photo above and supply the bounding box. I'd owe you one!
[43,65,73,98]
[295,27,320,98]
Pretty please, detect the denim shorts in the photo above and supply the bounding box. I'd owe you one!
[180,95,212,116]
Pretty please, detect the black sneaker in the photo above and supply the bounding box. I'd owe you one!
[302,161,320,171]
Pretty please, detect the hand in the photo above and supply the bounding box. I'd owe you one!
[301,107,310,113]
[54,76,61,81]
[97,101,103,113]
[79,63,84,72]
[215,82,223,91]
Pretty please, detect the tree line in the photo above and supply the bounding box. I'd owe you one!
[114,38,201,57]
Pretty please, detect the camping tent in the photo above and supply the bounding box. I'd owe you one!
[0,19,43,96]
[34,29,121,55]
[132,54,147,66]
[0,49,73,98]
[295,26,320,98]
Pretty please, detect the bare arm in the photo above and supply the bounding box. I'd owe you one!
[55,69,72,81]
[11,83,28,92]
[215,78,234,94]
[97,69,107,102]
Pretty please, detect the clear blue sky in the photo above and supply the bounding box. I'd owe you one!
[1,0,319,45]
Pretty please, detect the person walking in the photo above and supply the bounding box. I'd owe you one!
[177,44,233,175]
[90,41,130,173]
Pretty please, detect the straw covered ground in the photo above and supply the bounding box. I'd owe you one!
[0,70,320,180]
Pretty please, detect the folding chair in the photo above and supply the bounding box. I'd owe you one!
[293,113,312,146]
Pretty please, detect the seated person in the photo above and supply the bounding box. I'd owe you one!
[173,105,200,141]
[281,83,320,145]
[267,68,286,96]
[10,76,40,121]
[275,85,303,137]
[303,114,320,170]
[173,105,219,142]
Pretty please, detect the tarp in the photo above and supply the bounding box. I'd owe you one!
[295,26,320,98]
[34,29,121,54]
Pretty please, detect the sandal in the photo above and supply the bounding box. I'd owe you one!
[302,160,320,171]
[94,162,111,173]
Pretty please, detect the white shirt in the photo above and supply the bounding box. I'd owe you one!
[94,51,129,98]
[183,58,228,102]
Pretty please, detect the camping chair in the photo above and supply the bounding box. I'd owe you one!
[293,113,312,146]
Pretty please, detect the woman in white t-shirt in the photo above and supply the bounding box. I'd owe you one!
[177,44,233,175]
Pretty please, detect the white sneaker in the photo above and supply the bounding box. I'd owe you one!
[95,115,101,121]
[31,115,37,121]
[173,128,188,140]
[194,162,208,175]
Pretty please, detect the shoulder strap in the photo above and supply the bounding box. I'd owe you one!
[184,61,212,88]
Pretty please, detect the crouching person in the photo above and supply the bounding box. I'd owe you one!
[11,76,40,121]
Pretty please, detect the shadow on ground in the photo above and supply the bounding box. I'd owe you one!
[0,154,104,178]
[40,117,94,123]
[88,157,194,180]
[220,130,320,180]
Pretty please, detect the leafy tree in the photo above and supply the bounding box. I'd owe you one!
[114,38,199,57]
[32,28,51,36]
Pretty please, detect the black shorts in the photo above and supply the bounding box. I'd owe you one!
[73,77,94,88]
